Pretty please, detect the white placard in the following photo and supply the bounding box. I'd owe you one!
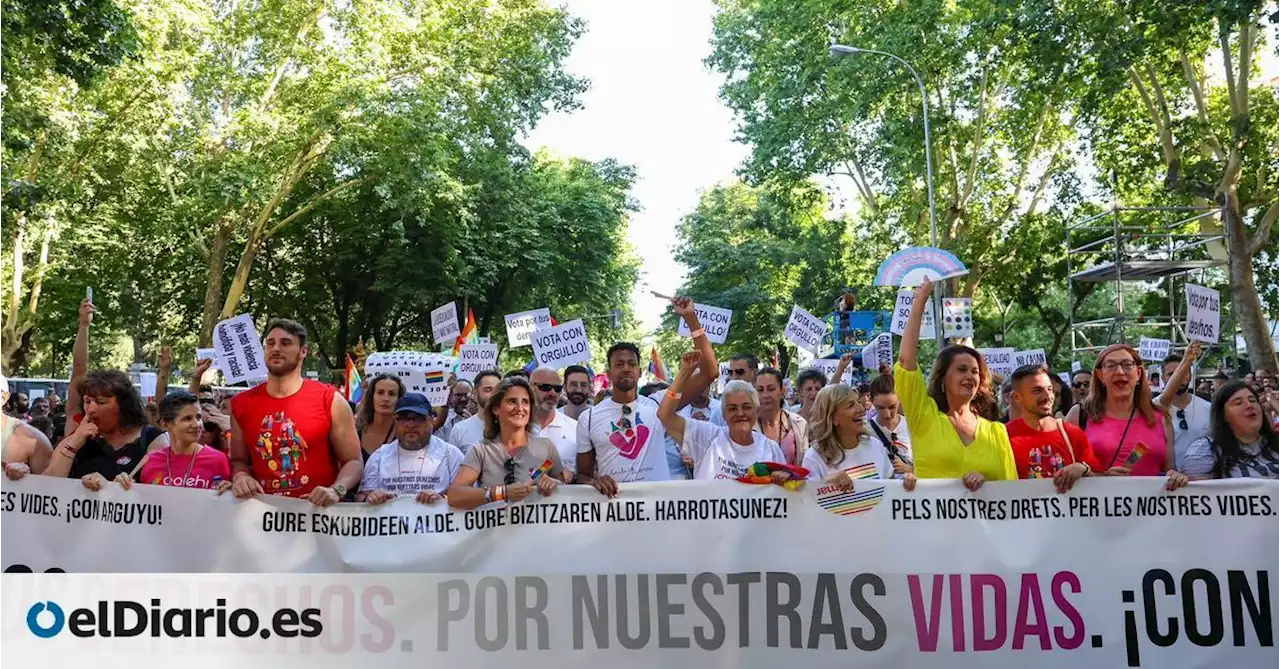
[139,372,158,399]
[195,348,218,362]
[1058,372,1071,385]
[677,303,733,344]
[718,362,730,389]
[431,302,461,345]
[212,314,266,384]
[28,388,46,399]
[809,359,854,385]
[1139,337,1172,362]
[979,347,1016,379]
[1013,348,1047,368]
[1071,360,1082,373]
[456,344,500,383]
[365,351,453,406]
[861,332,894,371]
[1184,284,1220,343]
[2,475,1276,669]
[941,297,974,339]
[504,308,554,348]
[783,305,827,354]
[530,319,592,368]
[889,289,937,340]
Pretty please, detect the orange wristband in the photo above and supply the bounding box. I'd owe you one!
[494,485,505,502]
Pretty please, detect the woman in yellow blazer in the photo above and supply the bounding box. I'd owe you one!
[894,278,1016,489]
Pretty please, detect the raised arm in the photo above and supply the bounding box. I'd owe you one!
[155,346,173,401]
[189,358,213,394]
[65,298,95,437]
[669,298,719,408]
[832,352,854,385]
[898,278,933,372]
[658,352,701,446]
[1156,342,1201,410]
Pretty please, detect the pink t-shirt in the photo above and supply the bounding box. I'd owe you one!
[139,446,231,489]
[1083,412,1169,476]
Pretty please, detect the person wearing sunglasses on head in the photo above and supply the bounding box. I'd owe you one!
[447,378,563,510]
[1156,344,1207,470]
[530,367,577,481]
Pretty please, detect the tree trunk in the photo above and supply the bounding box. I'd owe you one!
[1224,205,1276,372]
[198,225,231,346]
[219,236,260,321]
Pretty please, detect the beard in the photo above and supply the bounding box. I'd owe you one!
[612,377,636,393]
[566,391,588,405]
[267,356,302,377]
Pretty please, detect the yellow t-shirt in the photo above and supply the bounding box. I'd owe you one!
[894,362,1016,481]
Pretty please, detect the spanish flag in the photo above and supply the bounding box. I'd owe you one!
[649,347,669,382]
[344,354,363,403]
[452,308,479,356]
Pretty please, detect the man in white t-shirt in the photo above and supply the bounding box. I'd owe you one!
[445,370,501,453]
[1161,350,1211,470]
[441,379,472,435]
[357,393,463,504]
[531,366,578,479]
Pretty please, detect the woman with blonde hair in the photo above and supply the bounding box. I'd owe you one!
[803,384,917,492]
[1065,344,1186,489]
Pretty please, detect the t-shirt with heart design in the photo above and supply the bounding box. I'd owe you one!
[575,396,671,483]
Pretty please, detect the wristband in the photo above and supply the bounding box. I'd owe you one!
[494,485,506,502]
[689,327,706,339]
[666,389,682,400]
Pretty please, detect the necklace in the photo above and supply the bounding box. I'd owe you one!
[166,446,201,487]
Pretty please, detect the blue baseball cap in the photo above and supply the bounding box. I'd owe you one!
[394,393,433,416]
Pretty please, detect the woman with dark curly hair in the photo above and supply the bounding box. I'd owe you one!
[1181,381,1278,480]
[894,278,1015,490]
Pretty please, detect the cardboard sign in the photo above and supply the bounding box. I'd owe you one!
[1139,337,1172,362]
[1184,284,1220,343]
[941,298,974,339]
[365,351,453,406]
[531,319,592,368]
[456,344,500,383]
[431,302,461,345]
[140,372,158,399]
[980,347,1016,379]
[504,308,554,348]
[1071,360,1082,373]
[861,333,894,371]
[1013,349,1048,368]
[213,314,267,385]
[809,359,854,385]
[783,305,827,354]
[677,303,733,344]
[889,290,937,340]
[195,347,222,376]
[1058,372,1071,385]
[718,362,730,389]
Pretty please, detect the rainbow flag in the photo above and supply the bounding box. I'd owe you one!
[344,354,363,403]
[452,308,479,356]
[425,370,445,384]
[649,347,669,381]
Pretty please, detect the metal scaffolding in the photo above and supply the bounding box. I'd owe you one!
[1067,205,1230,361]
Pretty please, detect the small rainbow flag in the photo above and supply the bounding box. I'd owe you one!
[344,354,363,403]
[425,370,445,384]
[529,459,554,480]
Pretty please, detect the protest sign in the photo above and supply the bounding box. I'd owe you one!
[504,308,554,348]
[718,362,730,389]
[783,305,827,354]
[1013,349,1047,368]
[27,388,45,399]
[1071,360,1082,373]
[212,314,266,384]
[1139,337,1172,362]
[1058,372,1071,385]
[941,297,974,338]
[3,475,1275,669]
[808,358,853,385]
[889,289,937,340]
[139,372,157,399]
[195,348,218,363]
[476,337,491,345]
[980,347,1016,379]
[531,319,591,368]
[365,351,453,405]
[677,303,732,344]
[1184,284,1220,343]
[861,332,894,370]
[456,344,500,383]
[431,302,461,345]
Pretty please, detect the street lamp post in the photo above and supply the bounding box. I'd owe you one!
[829,44,946,343]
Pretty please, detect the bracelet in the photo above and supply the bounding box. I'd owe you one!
[689,327,706,339]
[666,389,682,400]
[494,485,506,502]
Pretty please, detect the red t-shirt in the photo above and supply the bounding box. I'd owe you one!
[231,380,338,498]
[1006,418,1100,479]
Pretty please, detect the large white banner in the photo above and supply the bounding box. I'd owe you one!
[2,476,1276,668]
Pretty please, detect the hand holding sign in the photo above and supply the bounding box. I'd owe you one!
[1184,284,1220,343]
[675,300,733,344]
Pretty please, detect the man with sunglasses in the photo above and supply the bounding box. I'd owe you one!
[1070,370,1092,407]
[1159,344,1208,470]
[709,353,760,426]
[530,366,578,479]
[356,393,463,505]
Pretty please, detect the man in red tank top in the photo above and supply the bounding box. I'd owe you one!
[228,319,362,505]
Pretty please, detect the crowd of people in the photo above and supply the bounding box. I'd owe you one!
[1,281,1276,510]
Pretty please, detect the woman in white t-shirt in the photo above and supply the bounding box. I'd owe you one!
[803,384,918,491]
[658,352,785,481]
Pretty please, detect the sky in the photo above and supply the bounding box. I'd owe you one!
[521,0,747,334]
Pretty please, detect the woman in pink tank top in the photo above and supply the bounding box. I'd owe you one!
[1066,344,1185,487]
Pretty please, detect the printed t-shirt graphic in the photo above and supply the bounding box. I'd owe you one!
[139,445,231,489]
[576,397,671,482]
[231,380,337,498]
[682,419,784,481]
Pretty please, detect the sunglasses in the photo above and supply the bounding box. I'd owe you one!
[729,369,750,376]
[1176,409,1188,431]
[535,383,564,393]
[618,404,633,429]
[504,458,517,486]
[1072,382,1090,390]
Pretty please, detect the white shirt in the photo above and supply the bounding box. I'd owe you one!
[801,435,892,483]
[576,396,671,482]
[446,415,486,455]
[1170,395,1212,470]
[533,409,579,474]
[359,436,463,495]
[442,409,467,436]
[678,399,721,423]
[682,419,784,481]
[870,414,913,464]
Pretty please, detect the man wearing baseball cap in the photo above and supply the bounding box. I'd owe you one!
[356,393,463,505]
